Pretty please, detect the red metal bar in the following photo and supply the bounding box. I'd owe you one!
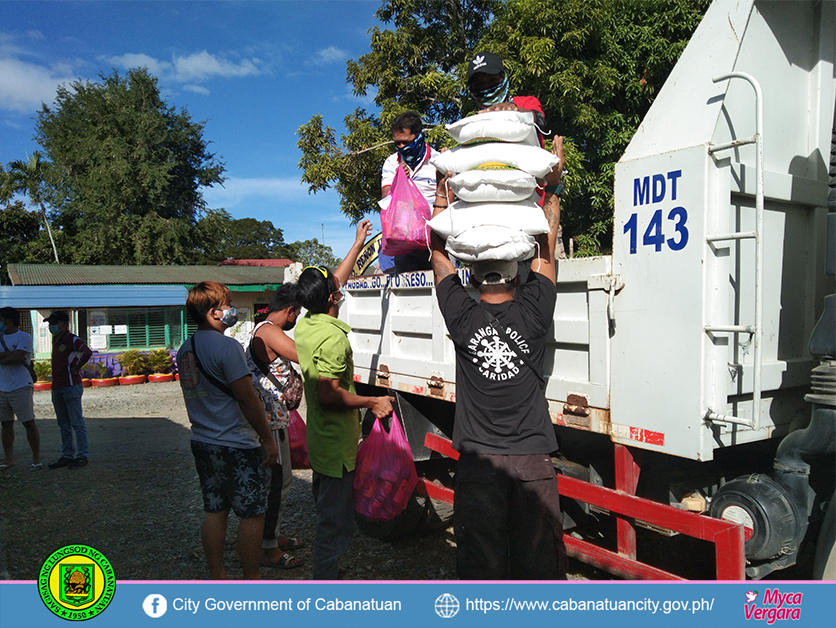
[564,535,685,580]
[614,444,642,560]
[416,477,455,505]
[420,432,746,579]
[424,432,460,460]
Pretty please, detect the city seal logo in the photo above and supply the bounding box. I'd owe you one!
[38,545,116,621]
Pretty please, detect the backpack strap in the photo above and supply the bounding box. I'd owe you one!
[190,332,235,398]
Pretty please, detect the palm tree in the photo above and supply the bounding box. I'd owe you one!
[5,152,60,263]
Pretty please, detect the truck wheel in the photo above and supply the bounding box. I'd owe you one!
[813,491,836,579]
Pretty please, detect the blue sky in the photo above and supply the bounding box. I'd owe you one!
[0,0,386,260]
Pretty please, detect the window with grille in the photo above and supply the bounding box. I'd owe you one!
[103,306,194,350]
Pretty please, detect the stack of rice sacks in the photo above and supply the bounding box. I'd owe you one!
[427,111,559,262]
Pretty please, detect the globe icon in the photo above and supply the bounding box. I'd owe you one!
[435,593,460,618]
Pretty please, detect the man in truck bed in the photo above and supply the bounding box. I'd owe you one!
[430,138,567,580]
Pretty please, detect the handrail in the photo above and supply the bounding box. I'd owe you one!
[705,72,765,430]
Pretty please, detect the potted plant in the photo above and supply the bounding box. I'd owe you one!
[116,350,148,385]
[33,360,52,391]
[80,363,97,387]
[91,360,118,387]
[147,349,175,383]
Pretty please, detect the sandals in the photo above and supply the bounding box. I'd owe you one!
[0,463,13,471]
[278,536,305,551]
[30,463,43,471]
[260,552,302,570]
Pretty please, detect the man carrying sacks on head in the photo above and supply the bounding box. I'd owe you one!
[430,135,568,580]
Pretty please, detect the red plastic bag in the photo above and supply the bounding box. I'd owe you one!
[353,412,418,521]
[380,166,431,255]
[287,409,310,469]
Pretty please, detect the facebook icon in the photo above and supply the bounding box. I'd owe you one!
[143,594,168,618]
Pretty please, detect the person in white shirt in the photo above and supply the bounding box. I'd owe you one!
[380,111,448,273]
[0,307,41,470]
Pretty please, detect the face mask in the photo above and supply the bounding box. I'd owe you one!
[219,306,239,328]
[49,325,61,335]
[471,74,510,106]
[282,319,297,332]
[395,131,426,169]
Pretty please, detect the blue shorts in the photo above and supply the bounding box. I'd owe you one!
[191,440,269,518]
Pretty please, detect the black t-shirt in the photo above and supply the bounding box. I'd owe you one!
[436,271,559,455]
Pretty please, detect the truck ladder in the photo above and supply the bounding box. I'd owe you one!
[704,72,765,429]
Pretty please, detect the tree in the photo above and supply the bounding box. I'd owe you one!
[34,68,225,264]
[193,211,288,263]
[4,153,60,262]
[0,202,53,280]
[297,0,708,255]
[283,239,341,268]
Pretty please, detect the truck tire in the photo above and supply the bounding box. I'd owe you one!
[813,491,836,580]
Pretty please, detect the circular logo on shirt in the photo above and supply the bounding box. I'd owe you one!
[38,545,116,621]
[467,325,531,382]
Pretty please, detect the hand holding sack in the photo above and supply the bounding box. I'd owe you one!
[380,166,432,256]
[353,412,418,521]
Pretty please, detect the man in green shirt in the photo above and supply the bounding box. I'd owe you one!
[295,220,393,580]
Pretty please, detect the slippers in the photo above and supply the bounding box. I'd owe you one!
[30,463,43,471]
[0,463,14,471]
[278,536,305,551]
[260,552,302,570]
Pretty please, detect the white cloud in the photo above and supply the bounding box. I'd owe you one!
[107,52,172,77]
[307,46,347,66]
[107,50,265,85]
[203,177,312,209]
[0,57,76,113]
[183,84,210,95]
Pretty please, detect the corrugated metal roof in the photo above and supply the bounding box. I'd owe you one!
[0,285,188,309]
[7,264,287,286]
[219,259,293,267]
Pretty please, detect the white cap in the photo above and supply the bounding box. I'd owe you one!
[471,260,518,285]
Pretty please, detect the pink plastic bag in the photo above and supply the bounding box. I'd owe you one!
[287,409,310,469]
[381,166,431,255]
[353,412,418,521]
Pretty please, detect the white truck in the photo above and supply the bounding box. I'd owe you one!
[344,0,836,579]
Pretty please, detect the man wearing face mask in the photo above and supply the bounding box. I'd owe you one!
[294,220,394,579]
[177,281,278,579]
[380,110,445,273]
[45,311,92,470]
[245,283,305,570]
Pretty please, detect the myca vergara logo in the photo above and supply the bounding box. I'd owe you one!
[744,588,802,624]
[38,545,116,621]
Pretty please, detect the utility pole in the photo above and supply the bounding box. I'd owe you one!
[321,223,324,246]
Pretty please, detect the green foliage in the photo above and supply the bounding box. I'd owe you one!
[33,68,225,265]
[283,239,341,268]
[95,361,110,379]
[297,0,709,256]
[0,201,52,275]
[80,363,98,379]
[3,152,60,262]
[33,360,51,382]
[117,349,149,376]
[193,210,289,263]
[147,349,173,374]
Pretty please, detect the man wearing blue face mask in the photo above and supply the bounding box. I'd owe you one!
[177,281,278,579]
[380,110,446,273]
[46,310,92,470]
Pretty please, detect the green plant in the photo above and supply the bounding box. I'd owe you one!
[116,350,148,376]
[147,349,173,374]
[33,360,51,382]
[96,361,110,378]
[80,364,97,379]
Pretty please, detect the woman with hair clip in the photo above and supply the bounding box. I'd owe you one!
[294,219,394,580]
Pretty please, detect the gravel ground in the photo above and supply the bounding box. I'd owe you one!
[0,381,466,581]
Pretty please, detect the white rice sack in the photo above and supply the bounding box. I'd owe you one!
[448,169,538,203]
[427,197,548,240]
[446,111,539,146]
[431,142,559,178]
[446,226,536,262]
